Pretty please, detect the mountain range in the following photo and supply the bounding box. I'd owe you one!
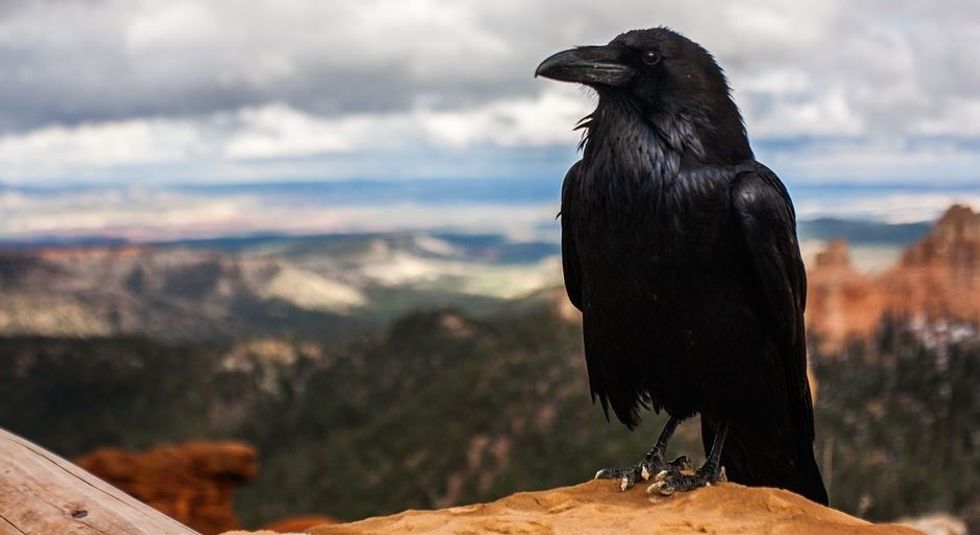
[0,233,560,339]
[0,215,938,341]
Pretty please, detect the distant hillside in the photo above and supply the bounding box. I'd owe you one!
[1,299,976,528]
[797,218,931,245]
[0,216,927,251]
[0,233,561,338]
[0,302,694,524]
[0,209,947,340]
[0,246,362,340]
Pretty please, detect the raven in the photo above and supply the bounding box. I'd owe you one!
[536,27,828,504]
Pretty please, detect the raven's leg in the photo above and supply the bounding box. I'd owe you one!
[647,420,729,495]
[594,416,692,490]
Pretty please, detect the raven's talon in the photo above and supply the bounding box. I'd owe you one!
[646,480,675,495]
[594,466,641,490]
[669,455,692,471]
[646,465,725,496]
[594,454,686,491]
[594,468,622,479]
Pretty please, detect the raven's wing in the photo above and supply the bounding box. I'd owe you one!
[730,164,813,440]
[727,164,827,504]
[560,162,619,419]
[560,161,583,311]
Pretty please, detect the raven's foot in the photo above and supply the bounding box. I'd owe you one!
[646,464,727,496]
[594,455,691,491]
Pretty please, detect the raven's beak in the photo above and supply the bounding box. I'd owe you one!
[535,46,634,86]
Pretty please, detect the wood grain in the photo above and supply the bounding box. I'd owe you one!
[0,428,200,535]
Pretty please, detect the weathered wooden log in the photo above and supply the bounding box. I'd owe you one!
[0,427,200,535]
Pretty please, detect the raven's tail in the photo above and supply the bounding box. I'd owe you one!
[701,416,828,505]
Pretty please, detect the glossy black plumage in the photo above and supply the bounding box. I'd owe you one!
[543,28,828,504]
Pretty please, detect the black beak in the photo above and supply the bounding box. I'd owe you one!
[535,46,634,86]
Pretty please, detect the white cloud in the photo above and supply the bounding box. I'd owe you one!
[0,186,558,241]
[745,90,864,138]
[764,139,980,184]
[913,98,980,137]
[223,104,352,159]
[796,193,980,224]
[0,88,589,179]
[0,187,249,238]
[0,118,208,176]
[0,0,977,184]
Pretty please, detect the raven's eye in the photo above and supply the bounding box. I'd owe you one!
[642,50,661,65]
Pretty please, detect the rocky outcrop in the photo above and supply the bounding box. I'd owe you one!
[807,205,980,348]
[805,240,883,346]
[75,441,258,534]
[885,204,980,322]
[260,516,339,532]
[220,480,921,535]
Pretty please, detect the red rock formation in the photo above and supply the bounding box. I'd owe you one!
[805,240,884,346]
[75,441,258,535]
[806,204,980,348]
[883,204,980,322]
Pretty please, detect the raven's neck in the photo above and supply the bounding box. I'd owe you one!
[580,94,752,183]
[581,96,678,184]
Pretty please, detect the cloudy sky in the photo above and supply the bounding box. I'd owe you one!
[0,0,978,238]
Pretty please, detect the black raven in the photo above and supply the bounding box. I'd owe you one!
[536,27,828,504]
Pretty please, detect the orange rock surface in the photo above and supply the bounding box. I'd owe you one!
[261,516,338,532]
[240,480,920,535]
[807,204,980,348]
[75,441,258,534]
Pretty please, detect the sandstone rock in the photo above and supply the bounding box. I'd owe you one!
[76,441,258,534]
[806,239,884,347]
[244,480,921,535]
[885,204,980,322]
[897,513,967,535]
[806,204,980,349]
[261,516,339,533]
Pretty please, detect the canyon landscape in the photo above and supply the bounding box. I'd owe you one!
[0,205,977,533]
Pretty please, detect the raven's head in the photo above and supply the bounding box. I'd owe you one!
[536,27,751,164]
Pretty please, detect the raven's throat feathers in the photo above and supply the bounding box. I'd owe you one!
[578,95,702,182]
[579,80,752,172]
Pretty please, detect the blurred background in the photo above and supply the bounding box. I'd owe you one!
[0,1,977,533]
